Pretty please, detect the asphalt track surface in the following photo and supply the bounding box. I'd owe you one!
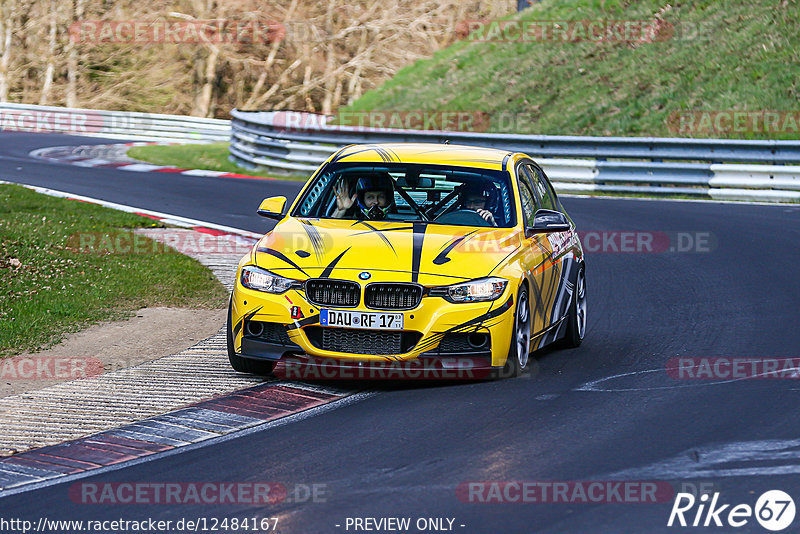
[2,131,800,533]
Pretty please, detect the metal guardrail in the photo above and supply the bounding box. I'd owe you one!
[0,102,230,143]
[230,110,800,202]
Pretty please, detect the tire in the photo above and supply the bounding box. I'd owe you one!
[495,285,531,379]
[227,297,276,376]
[560,267,586,349]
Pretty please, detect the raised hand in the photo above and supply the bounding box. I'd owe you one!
[333,179,357,217]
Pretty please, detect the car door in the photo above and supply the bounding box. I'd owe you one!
[524,162,577,344]
[515,162,558,346]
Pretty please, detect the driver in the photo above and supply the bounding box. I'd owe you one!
[459,183,498,226]
[332,174,395,220]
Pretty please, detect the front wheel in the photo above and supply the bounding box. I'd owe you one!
[495,285,531,379]
[560,267,586,348]
[227,298,276,376]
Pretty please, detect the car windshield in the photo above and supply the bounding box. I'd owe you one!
[292,162,517,228]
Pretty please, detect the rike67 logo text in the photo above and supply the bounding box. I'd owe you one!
[668,490,795,531]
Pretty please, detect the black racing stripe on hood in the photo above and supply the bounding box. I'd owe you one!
[374,147,389,162]
[488,245,522,277]
[333,146,383,163]
[384,147,400,162]
[375,146,397,163]
[320,247,351,279]
[350,221,414,232]
[257,247,309,276]
[433,230,477,266]
[410,222,427,283]
[299,219,325,263]
[351,221,397,255]
[356,226,415,233]
[268,267,469,280]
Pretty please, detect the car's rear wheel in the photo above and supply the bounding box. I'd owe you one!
[496,285,531,379]
[560,267,586,348]
[227,297,276,376]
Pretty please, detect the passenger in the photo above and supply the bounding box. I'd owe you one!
[332,174,396,220]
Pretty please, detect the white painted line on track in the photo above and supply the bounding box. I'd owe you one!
[70,158,112,167]
[575,366,800,392]
[180,169,229,177]
[117,163,171,172]
[602,437,800,480]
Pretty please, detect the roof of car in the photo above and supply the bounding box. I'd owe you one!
[330,143,516,170]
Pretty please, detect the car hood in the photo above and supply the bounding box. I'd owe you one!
[253,217,522,285]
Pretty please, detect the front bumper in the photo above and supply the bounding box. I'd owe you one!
[231,277,516,368]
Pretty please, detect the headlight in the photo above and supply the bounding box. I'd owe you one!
[432,277,508,303]
[240,265,296,294]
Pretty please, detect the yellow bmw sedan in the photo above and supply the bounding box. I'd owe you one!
[227,143,586,378]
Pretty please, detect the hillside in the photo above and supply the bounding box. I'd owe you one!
[345,0,800,139]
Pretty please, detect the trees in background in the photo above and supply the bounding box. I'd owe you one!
[0,0,513,117]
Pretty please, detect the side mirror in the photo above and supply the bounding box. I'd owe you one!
[527,209,571,235]
[257,196,287,220]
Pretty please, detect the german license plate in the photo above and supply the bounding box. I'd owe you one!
[320,309,404,330]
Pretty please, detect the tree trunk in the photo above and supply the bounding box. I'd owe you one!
[39,0,57,106]
[0,0,13,102]
[191,0,220,117]
[65,0,85,108]
[320,0,336,115]
[194,46,219,117]
[301,43,314,111]
[243,0,299,110]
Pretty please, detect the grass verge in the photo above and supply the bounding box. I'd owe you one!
[0,184,228,356]
[127,142,307,181]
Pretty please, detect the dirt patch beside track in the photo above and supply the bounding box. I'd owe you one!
[0,307,225,398]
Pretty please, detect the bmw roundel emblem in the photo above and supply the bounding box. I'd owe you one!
[359,272,371,281]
